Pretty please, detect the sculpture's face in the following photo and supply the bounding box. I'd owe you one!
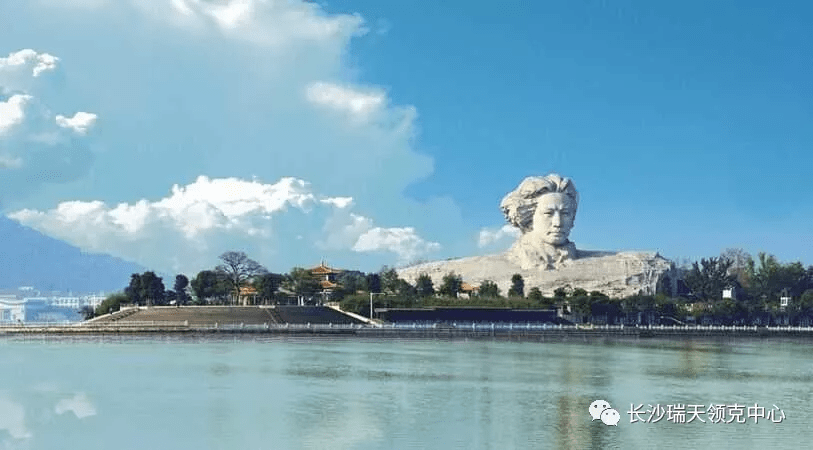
[531,192,576,246]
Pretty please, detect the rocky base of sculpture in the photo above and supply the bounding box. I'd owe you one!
[397,251,674,299]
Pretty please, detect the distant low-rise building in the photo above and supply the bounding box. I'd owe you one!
[0,299,25,322]
[0,293,102,323]
[459,282,479,298]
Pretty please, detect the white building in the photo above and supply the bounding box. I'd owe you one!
[0,299,27,322]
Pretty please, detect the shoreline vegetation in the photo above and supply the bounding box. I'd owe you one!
[76,249,813,330]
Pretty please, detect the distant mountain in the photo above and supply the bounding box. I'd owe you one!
[0,215,145,293]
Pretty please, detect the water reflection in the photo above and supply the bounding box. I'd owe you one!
[0,337,811,449]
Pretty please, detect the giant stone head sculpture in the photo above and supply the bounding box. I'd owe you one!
[499,174,579,248]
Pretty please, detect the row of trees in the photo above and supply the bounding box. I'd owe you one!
[90,247,813,325]
[337,249,813,325]
[680,249,813,310]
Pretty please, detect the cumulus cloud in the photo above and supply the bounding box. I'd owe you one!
[54,393,97,419]
[1,1,473,268]
[0,94,31,134]
[0,49,98,204]
[55,112,98,135]
[353,227,441,263]
[10,176,441,274]
[478,224,520,248]
[0,49,59,78]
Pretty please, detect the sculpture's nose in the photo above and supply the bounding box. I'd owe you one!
[551,212,562,227]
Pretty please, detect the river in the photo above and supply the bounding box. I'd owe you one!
[0,335,805,449]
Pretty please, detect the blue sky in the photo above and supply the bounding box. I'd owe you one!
[0,0,810,276]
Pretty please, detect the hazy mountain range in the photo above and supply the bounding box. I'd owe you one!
[0,215,145,294]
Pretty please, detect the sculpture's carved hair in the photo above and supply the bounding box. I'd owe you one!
[500,174,579,232]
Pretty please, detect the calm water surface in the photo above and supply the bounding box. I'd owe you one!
[0,335,808,449]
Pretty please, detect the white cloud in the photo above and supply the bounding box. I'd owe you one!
[0,49,99,203]
[306,82,386,123]
[55,112,98,135]
[2,1,474,269]
[54,393,97,419]
[10,176,441,274]
[353,227,441,263]
[478,224,520,248]
[0,94,31,134]
[0,49,59,78]
[131,0,366,48]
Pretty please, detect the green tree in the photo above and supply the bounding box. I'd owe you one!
[395,278,417,297]
[139,271,166,306]
[366,273,382,294]
[752,253,808,302]
[124,273,143,305]
[438,272,462,298]
[570,292,591,318]
[553,287,568,299]
[215,251,268,305]
[380,267,400,294]
[682,257,735,302]
[508,274,525,298]
[80,305,96,320]
[799,289,813,315]
[255,272,285,304]
[288,267,321,299]
[173,274,190,305]
[572,287,588,298]
[191,270,229,304]
[528,287,543,302]
[720,248,755,288]
[415,273,435,297]
[337,271,368,295]
[94,293,128,316]
[479,280,501,298]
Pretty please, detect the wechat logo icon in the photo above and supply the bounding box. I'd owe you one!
[589,399,620,426]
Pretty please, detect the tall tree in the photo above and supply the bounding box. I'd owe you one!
[682,257,735,302]
[366,273,382,294]
[124,273,143,305]
[337,271,368,295]
[255,272,285,304]
[139,271,166,306]
[395,279,417,297]
[289,267,321,298]
[528,287,543,302]
[215,251,268,305]
[479,280,500,298]
[415,273,435,297]
[191,270,229,304]
[380,266,400,294]
[438,272,462,298]
[752,253,808,301]
[173,274,190,305]
[508,274,525,297]
[720,248,755,288]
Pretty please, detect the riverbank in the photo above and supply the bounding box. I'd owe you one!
[3,323,813,340]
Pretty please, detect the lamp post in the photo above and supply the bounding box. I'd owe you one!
[370,292,385,321]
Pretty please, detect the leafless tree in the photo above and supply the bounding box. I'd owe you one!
[215,251,268,305]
